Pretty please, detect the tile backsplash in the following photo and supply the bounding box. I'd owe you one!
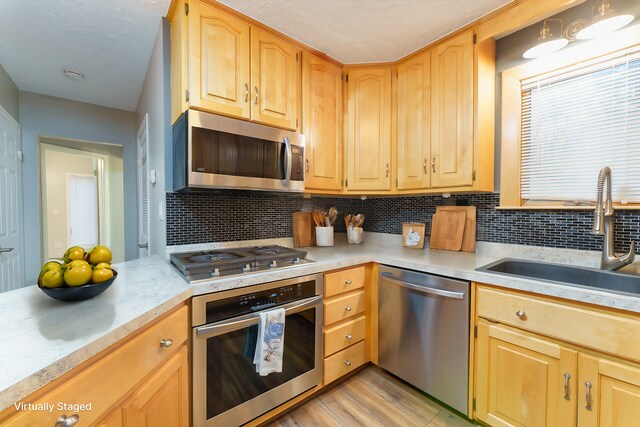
[166,192,640,253]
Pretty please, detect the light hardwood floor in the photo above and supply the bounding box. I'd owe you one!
[266,366,476,427]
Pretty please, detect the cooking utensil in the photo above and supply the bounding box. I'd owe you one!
[328,207,338,226]
[435,206,476,252]
[429,211,466,251]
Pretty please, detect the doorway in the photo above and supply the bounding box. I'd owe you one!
[39,140,124,263]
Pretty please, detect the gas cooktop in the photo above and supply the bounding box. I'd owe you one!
[170,245,314,282]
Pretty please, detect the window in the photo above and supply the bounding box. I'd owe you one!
[520,51,640,204]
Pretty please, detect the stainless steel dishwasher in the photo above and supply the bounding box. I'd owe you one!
[378,265,470,415]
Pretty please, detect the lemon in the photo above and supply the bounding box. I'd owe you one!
[89,246,112,264]
[63,246,86,264]
[41,270,64,288]
[91,268,114,284]
[64,263,92,286]
[94,262,111,270]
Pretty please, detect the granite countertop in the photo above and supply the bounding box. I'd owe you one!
[2,233,639,411]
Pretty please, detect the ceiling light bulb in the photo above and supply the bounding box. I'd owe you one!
[576,0,634,40]
[523,38,570,59]
[63,69,85,81]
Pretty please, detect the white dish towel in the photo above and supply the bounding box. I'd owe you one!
[253,308,286,376]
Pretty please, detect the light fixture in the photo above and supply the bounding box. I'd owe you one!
[576,0,634,40]
[523,19,569,59]
[63,69,85,81]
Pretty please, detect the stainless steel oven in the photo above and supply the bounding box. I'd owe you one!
[173,109,305,192]
[192,274,323,427]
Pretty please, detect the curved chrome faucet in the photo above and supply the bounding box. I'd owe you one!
[591,167,635,270]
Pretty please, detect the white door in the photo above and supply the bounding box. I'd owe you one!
[137,114,149,257]
[67,174,99,248]
[0,107,24,292]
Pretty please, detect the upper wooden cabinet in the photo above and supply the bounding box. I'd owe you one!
[188,2,250,120]
[251,28,300,130]
[302,52,343,192]
[431,30,474,188]
[345,67,392,192]
[172,1,300,130]
[397,51,431,190]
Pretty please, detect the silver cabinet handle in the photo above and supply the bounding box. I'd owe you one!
[379,273,466,300]
[564,373,571,400]
[431,156,436,173]
[585,381,593,411]
[0,247,14,253]
[345,306,352,312]
[345,333,353,340]
[244,83,249,103]
[344,360,352,366]
[305,158,310,173]
[55,414,79,427]
[254,86,259,105]
[423,158,428,174]
[345,279,352,285]
[160,339,173,348]
[516,310,527,320]
[385,163,389,177]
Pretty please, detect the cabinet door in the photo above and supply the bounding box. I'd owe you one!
[188,2,251,119]
[345,68,392,191]
[124,346,189,427]
[250,28,300,130]
[397,51,431,190]
[475,320,577,427]
[578,354,640,427]
[431,30,474,188]
[97,408,123,427]
[302,53,343,191]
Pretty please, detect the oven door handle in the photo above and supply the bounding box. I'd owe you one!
[195,295,322,337]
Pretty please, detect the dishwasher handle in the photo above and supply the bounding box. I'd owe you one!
[379,273,466,299]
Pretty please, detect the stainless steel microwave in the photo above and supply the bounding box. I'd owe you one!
[173,110,305,192]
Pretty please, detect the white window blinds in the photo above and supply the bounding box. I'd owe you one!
[520,51,640,203]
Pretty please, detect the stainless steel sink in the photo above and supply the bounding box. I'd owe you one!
[477,258,640,295]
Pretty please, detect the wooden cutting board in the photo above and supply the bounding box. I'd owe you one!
[292,212,316,247]
[436,205,477,252]
[429,210,466,251]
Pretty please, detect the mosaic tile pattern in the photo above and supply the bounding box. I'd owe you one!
[166,192,640,252]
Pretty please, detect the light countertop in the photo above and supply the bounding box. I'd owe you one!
[1,233,639,411]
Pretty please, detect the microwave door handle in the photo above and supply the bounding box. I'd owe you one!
[283,136,292,185]
[195,295,322,337]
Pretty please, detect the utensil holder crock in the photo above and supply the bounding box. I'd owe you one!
[315,226,334,246]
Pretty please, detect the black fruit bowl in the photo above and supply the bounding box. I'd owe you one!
[38,271,117,302]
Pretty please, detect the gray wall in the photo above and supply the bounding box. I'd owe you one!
[19,92,137,284]
[135,19,171,257]
[0,64,19,121]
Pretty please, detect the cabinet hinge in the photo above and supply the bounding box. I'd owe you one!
[473,33,477,44]
[396,178,398,187]
[17,150,23,162]
[341,179,344,187]
[346,74,349,83]
[296,119,298,128]
[185,89,190,102]
[472,170,477,181]
[184,2,189,15]
[345,179,348,187]
[473,398,476,411]
[474,325,478,338]
[296,53,299,62]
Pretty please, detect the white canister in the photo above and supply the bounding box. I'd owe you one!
[347,227,363,244]
[315,226,334,246]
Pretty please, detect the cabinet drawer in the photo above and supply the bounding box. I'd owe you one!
[2,305,188,426]
[324,291,365,326]
[477,286,640,362]
[324,266,365,298]
[324,315,366,357]
[323,340,366,385]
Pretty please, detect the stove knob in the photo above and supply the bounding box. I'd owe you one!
[242,264,251,273]
[210,268,220,277]
[292,257,300,264]
[270,261,277,268]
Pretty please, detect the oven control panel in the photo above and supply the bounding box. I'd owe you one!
[204,280,316,324]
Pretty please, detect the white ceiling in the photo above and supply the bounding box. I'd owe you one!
[0,0,170,112]
[218,0,513,63]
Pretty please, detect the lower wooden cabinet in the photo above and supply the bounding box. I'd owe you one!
[0,305,189,427]
[475,320,577,427]
[124,346,189,427]
[323,341,367,385]
[474,284,640,427]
